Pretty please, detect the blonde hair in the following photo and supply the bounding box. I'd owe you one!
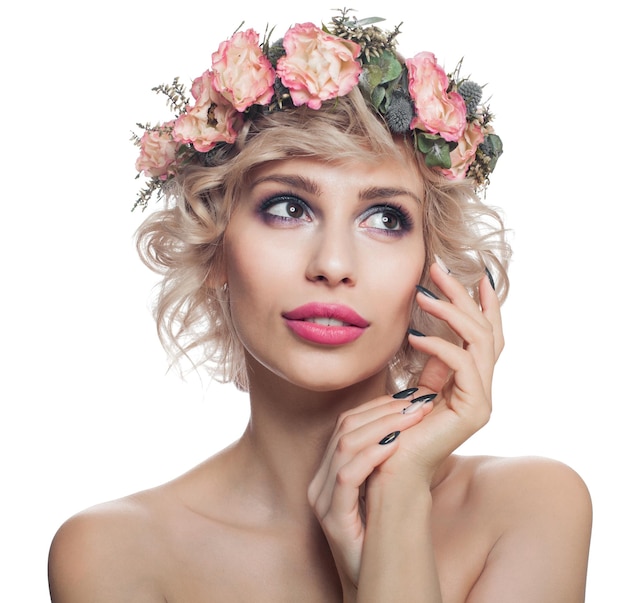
[136,88,510,390]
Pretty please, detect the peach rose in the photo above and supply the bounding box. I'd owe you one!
[406,52,466,142]
[211,29,276,112]
[135,121,179,179]
[276,22,362,110]
[439,120,485,180]
[172,70,242,152]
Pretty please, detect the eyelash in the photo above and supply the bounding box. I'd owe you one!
[361,203,414,235]
[258,195,414,235]
[259,195,310,223]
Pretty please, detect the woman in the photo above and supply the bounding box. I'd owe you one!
[48,12,592,602]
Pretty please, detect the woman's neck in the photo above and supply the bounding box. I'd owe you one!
[233,357,390,521]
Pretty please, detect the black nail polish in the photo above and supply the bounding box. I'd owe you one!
[485,267,496,290]
[379,431,401,445]
[407,328,426,337]
[392,387,419,399]
[411,393,437,405]
[416,285,439,300]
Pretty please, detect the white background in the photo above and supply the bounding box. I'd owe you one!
[1,0,623,600]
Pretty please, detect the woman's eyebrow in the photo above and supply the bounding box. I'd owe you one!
[250,176,421,205]
[359,186,422,204]
[250,174,321,196]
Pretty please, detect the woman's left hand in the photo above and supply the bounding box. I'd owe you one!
[380,260,504,486]
[308,261,504,597]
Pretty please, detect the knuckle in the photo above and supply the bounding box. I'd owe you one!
[335,466,353,487]
[336,410,351,425]
[335,433,353,455]
[337,413,359,434]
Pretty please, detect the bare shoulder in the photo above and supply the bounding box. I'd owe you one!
[455,455,592,602]
[48,490,168,603]
[465,455,591,511]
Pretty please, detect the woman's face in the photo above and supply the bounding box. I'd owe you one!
[223,152,426,392]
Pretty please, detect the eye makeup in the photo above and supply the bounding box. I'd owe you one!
[258,194,311,224]
[359,202,414,235]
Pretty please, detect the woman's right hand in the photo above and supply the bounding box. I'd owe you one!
[307,390,434,596]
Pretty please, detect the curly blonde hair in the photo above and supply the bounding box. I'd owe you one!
[136,88,510,390]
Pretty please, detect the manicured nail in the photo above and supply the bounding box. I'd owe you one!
[434,254,451,274]
[415,393,437,404]
[379,431,401,445]
[407,328,426,337]
[485,267,496,290]
[392,387,419,399]
[402,401,425,414]
[416,285,439,300]
[401,393,437,414]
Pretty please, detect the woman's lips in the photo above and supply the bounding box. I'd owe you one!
[282,303,369,345]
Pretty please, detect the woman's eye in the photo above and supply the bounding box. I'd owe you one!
[361,207,409,232]
[261,196,310,222]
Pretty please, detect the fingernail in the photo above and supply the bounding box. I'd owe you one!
[485,267,496,290]
[434,254,451,274]
[416,285,439,300]
[402,401,425,414]
[414,393,437,404]
[407,328,426,337]
[401,393,437,414]
[392,387,419,399]
[379,431,401,445]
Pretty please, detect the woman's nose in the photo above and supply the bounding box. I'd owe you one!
[304,227,356,286]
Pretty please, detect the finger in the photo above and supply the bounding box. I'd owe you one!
[408,334,487,412]
[314,395,398,484]
[414,291,495,382]
[479,273,505,359]
[430,261,481,312]
[429,261,504,361]
[427,262,501,333]
[315,392,427,484]
[316,437,400,522]
[310,401,433,515]
[415,353,450,394]
[416,263,502,388]
[419,269,491,335]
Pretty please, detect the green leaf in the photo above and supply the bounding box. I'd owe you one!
[371,86,385,110]
[355,17,386,26]
[484,133,503,170]
[417,133,454,169]
[361,64,383,90]
[378,51,402,84]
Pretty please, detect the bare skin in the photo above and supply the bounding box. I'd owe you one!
[48,449,591,602]
[49,156,592,602]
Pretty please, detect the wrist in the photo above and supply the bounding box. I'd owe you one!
[358,477,441,602]
[366,473,433,519]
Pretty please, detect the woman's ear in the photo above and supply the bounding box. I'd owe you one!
[206,246,228,290]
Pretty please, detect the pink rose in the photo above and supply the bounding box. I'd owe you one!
[276,22,362,110]
[135,121,179,179]
[406,52,467,142]
[212,29,276,112]
[439,120,485,180]
[172,70,242,152]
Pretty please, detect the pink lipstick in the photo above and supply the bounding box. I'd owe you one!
[282,303,369,345]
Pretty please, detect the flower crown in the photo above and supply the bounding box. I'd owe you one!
[133,10,503,210]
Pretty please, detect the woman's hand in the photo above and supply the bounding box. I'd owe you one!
[307,391,433,594]
[380,260,504,485]
[308,261,503,598]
